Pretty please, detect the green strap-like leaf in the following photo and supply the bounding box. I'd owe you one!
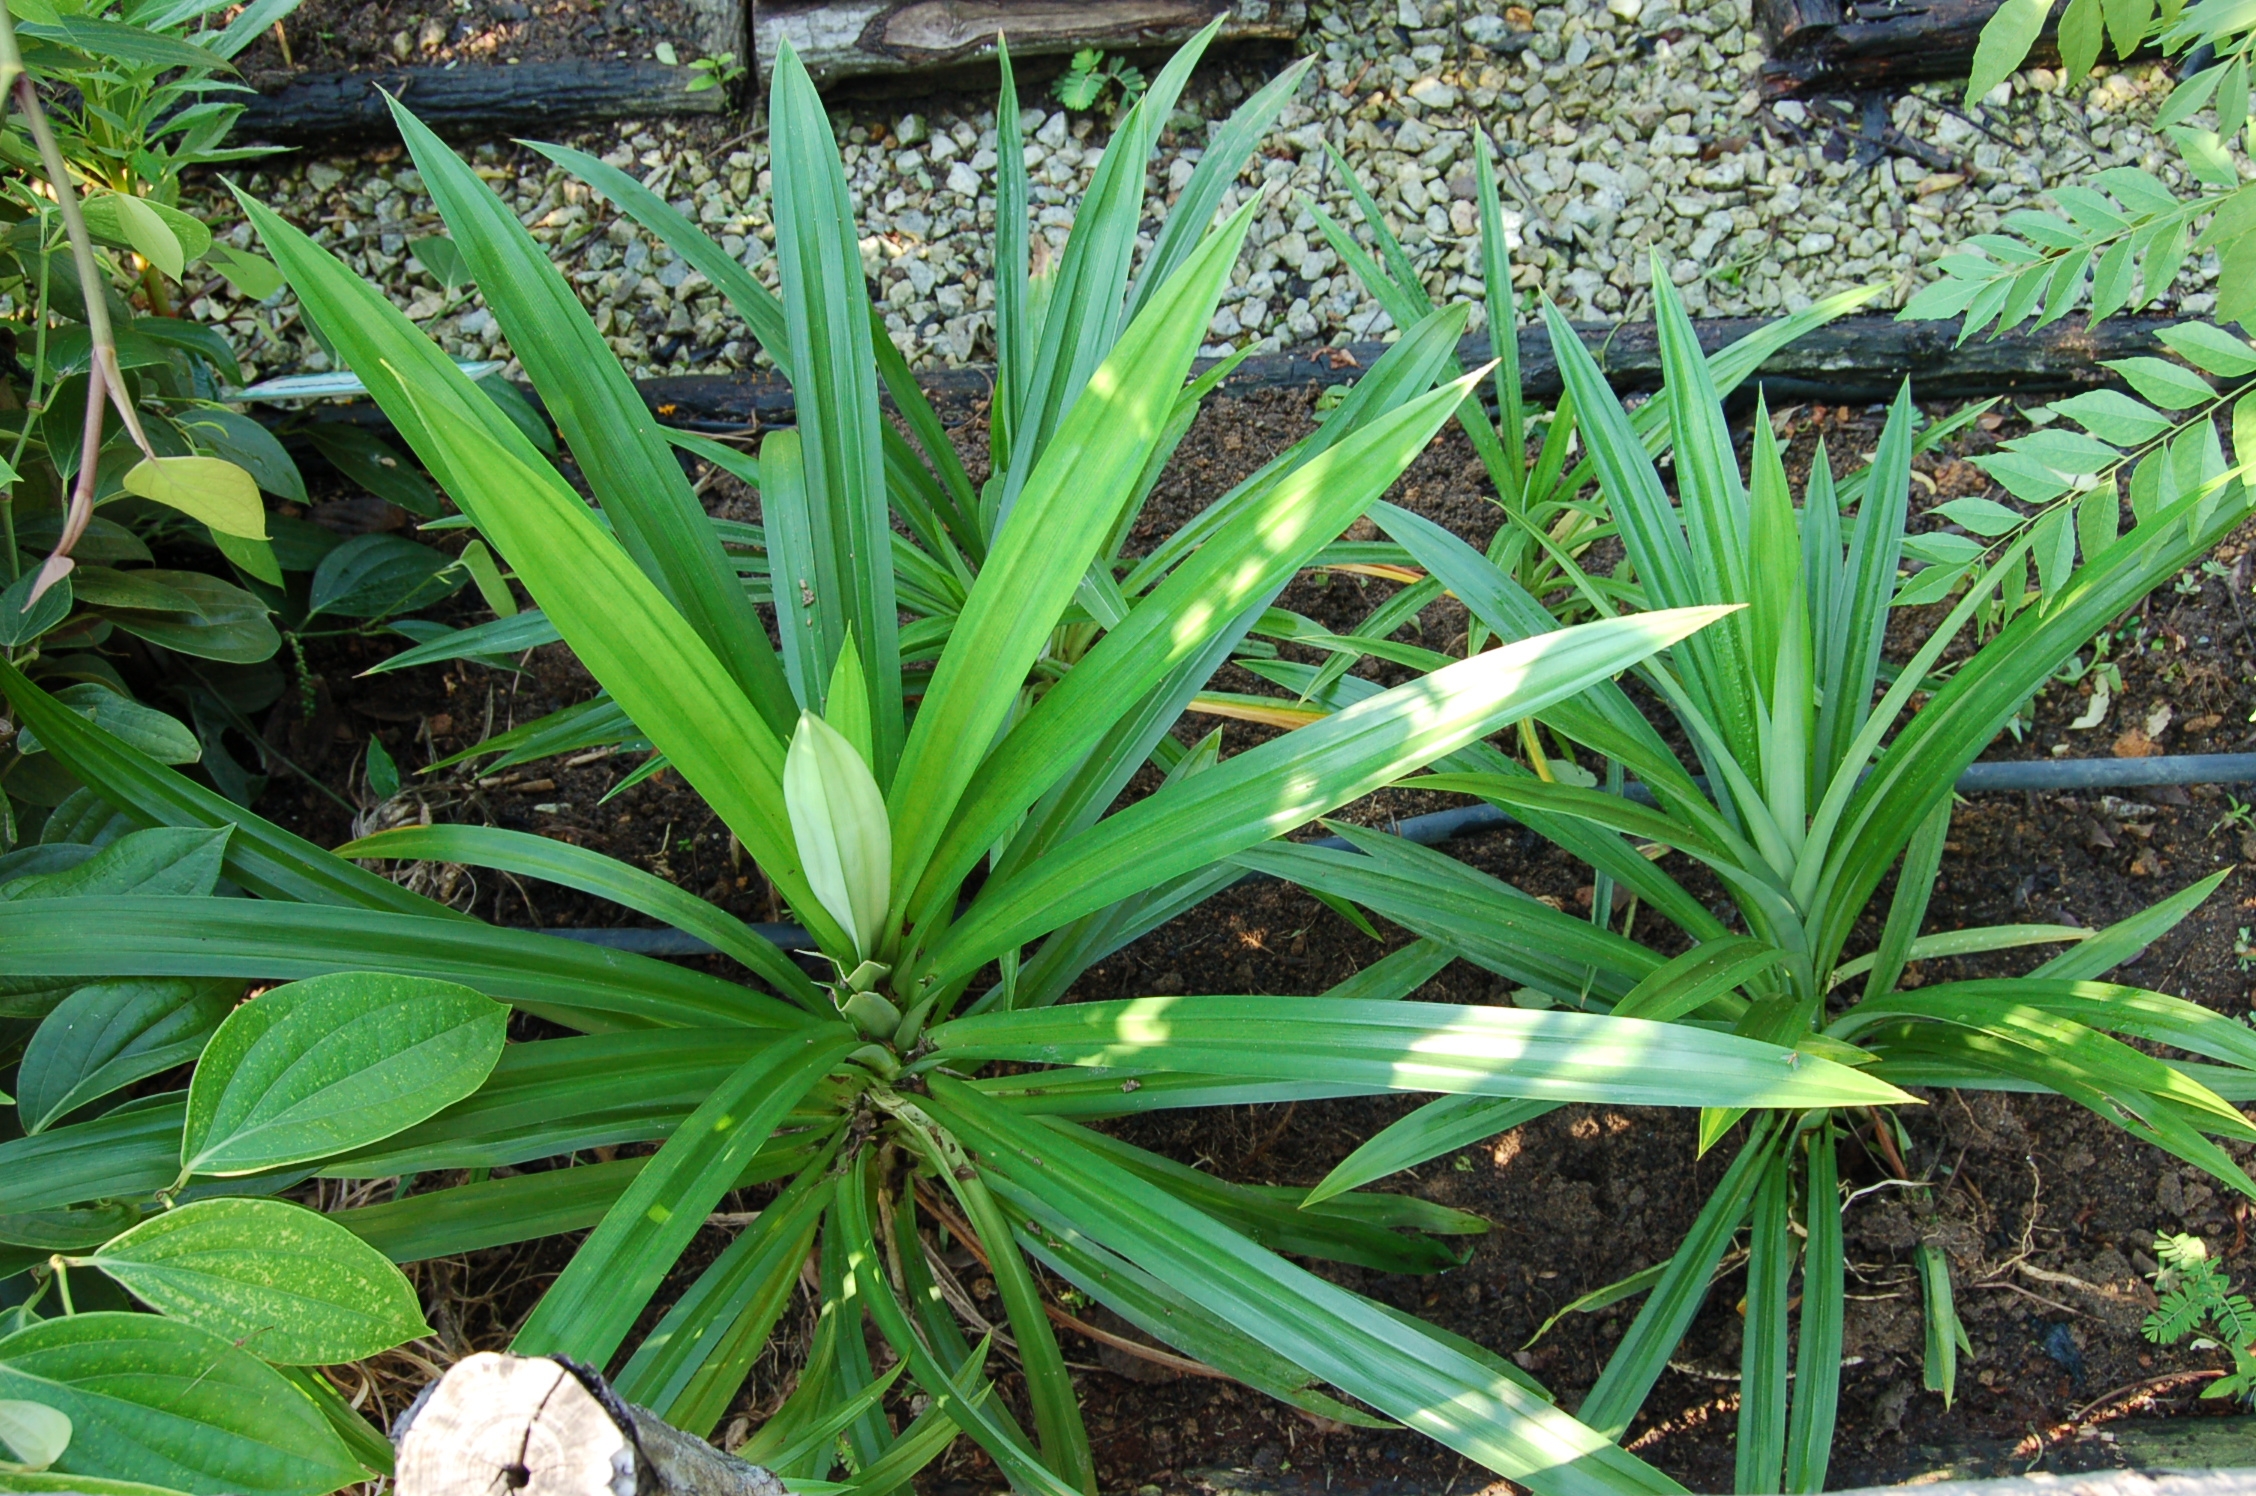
[928,995,1908,1110]
[319,1031,830,1175]
[335,1158,647,1261]
[511,1029,856,1364]
[0,896,790,1032]
[1123,55,1313,325]
[911,363,1479,921]
[614,1149,836,1435]
[1816,442,2256,968]
[886,201,1258,921]
[999,18,1223,499]
[0,1096,187,1216]
[1578,1119,1782,1440]
[989,1173,1390,1428]
[2033,868,2230,980]
[237,189,837,954]
[1308,1095,1559,1206]
[831,1154,1084,1496]
[1836,984,2256,1129]
[1814,384,1916,790]
[886,1096,1094,1493]
[1235,835,1659,1007]
[927,606,1735,988]
[335,823,825,1011]
[1054,1120,1470,1275]
[1785,1121,1843,1493]
[768,44,904,770]
[925,1077,1685,1496]
[1917,1241,1969,1406]
[403,375,847,952]
[1735,1143,1794,1494]
[389,101,796,735]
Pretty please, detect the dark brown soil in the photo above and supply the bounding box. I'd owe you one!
[255,386,2256,1492]
[240,0,715,83]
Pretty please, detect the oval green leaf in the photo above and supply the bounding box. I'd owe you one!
[0,1314,359,1496]
[15,685,201,767]
[21,983,231,1137]
[182,971,508,1177]
[2,829,228,903]
[93,1198,432,1365]
[121,459,267,541]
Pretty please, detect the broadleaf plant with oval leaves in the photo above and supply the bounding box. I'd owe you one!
[1242,270,2256,1494]
[0,0,475,841]
[0,26,1914,1496]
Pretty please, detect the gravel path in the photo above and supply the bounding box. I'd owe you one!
[184,0,2218,386]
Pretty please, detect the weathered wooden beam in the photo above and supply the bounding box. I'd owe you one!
[229,1,1305,145]
[615,314,2181,431]
[232,60,727,144]
[1756,0,2059,97]
[751,0,1306,89]
[394,1353,780,1496]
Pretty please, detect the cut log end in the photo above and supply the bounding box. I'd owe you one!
[395,1353,781,1496]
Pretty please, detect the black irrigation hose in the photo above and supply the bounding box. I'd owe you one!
[533,750,2256,960]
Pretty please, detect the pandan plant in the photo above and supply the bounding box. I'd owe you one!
[1254,268,2256,1493]
[0,28,1907,1496]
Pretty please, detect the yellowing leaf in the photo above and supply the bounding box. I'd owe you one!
[1187,692,1328,729]
[122,457,267,540]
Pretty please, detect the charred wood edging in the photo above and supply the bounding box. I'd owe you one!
[230,2,1306,145]
[301,314,2175,440]
[232,60,729,144]
[605,314,2180,432]
[1755,0,2058,97]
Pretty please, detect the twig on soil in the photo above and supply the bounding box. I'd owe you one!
[1244,1100,1299,1169]
[1966,1277,2089,1318]
[1842,1176,1936,1208]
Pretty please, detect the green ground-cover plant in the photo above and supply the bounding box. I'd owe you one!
[2141,1230,2256,1400]
[0,28,1917,1496]
[0,0,472,828]
[1246,270,2256,1494]
[1051,48,1146,115]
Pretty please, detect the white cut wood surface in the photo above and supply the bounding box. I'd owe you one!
[394,1352,783,1496]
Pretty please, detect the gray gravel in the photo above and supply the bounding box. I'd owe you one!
[182,0,2223,386]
